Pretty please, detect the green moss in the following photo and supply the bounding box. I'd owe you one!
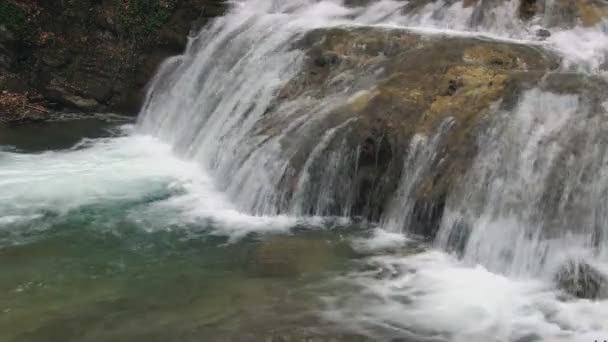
[0,2,28,38]
[115,0,178,45]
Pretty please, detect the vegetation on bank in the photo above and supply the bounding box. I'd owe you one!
[0,2,26,35]
[115,0,179,46]
[0,0,180,46]
[0,0,224,119]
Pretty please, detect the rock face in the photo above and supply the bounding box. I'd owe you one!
[518,0,608,26]
[555,261,608,299]
[265,27,560,235]
[0,0,227,119]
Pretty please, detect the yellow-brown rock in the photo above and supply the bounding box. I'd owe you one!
[264,27,563,235]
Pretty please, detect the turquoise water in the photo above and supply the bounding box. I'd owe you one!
[0,219,358,341]
[5,121,606,342]
[0,121,371,342]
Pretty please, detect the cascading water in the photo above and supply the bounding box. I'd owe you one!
[138,0,608,219]
[437,88,608,278]
[2,0,608,341]
[137,0,608,340]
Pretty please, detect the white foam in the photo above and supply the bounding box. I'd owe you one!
[1,1,606,338]
[549,27,608,72]
[351,228,408,253]
[326,250,608,342]
[0,130,313,241]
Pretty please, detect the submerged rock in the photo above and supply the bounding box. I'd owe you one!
[248,237,340,277]
[0,0,228,115]
[211,332,373,342]
[555,260,608,299]
[258,333,372,342]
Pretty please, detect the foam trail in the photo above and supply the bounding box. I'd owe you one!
[1,0,607,340]
[436,89,608,279]
[325,251,608,341]
[0,129,326,245]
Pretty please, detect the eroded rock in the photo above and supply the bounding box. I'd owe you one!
[1,0,228,115]
[545,0,608,28]
[266,27,560,235]
[44,79,102,112]
[555,260,608,299]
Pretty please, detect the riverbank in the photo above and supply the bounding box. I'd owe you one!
[0,0,227,121]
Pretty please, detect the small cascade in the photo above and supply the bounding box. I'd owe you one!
[137,0,608,291]
[2,1,608,341]
[436,88,608,278]
[380,119,453,233]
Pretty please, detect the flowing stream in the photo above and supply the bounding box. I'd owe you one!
[2,1,608,341]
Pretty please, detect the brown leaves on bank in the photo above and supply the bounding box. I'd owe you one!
[0,90,48,123]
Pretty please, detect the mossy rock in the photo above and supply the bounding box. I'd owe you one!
[1,0,227,114]
[263,27,561,234]
[544,0,608,27]
[572,0,608,27]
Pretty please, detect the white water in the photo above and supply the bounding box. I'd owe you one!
[2,0,608,340]
[326,251,608,341]
[436,88,608,278]
[0,127,327,245]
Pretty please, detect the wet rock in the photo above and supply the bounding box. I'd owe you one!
[269,27,559,235]
[535,28,551,39]
[514,333,542,342]
[260,333,372,342]
[519,0,543,20]
[213,331,373,342]
[1,0,228,115]
[44,79,102,112]
[546,0,608,28]
[249,237,337,277]
[555,260,608,299]
[573,0,608,27]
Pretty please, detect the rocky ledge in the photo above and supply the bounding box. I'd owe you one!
[260,27,607,236]
[0,0,226,123]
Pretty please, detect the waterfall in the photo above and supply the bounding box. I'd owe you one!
[436,88,608,278]
[2,1,608,341]
[138,0,607,266]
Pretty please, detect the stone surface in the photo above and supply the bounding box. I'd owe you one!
[540,0,608,27]
[555,261,608,299]
[0,0,228,117]
[266,27,560,235]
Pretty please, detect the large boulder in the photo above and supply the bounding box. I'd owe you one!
[248,237,341,277]
[263,27,560,235]
[1,0,228,116]
[555,261,608,299]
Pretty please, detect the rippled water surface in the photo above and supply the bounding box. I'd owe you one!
[3,0,608,340]
[0,123,380,341]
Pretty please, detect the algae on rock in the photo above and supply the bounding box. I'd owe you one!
[263,27,562,235]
